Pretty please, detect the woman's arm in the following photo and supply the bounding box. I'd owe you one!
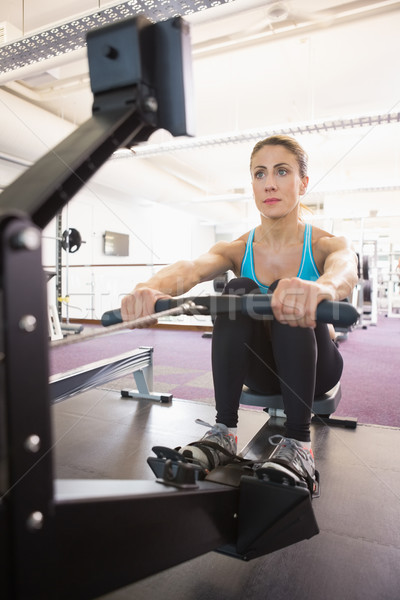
[136,242,236,296]
[120,240,240,324]
[316,235,358,302]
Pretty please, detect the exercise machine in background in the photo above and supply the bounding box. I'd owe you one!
[355,246,378,328]
[49,346,172,405]
[45,212,85,339]
[56,213,85,336]
[387,246,400,318]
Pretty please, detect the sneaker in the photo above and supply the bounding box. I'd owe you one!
[179,419,237,471]
[261,435,317,494]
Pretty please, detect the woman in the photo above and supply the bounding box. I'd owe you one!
[121,135,358,490]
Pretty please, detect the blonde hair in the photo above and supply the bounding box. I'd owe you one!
[250,134,311,218]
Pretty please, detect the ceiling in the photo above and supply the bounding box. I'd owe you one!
[1,0,400,234]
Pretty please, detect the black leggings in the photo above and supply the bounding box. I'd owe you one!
[211,278,344,442]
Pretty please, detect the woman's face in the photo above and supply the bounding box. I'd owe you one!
[250,144,308,220]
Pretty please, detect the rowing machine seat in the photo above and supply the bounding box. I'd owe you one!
[240,382,357,428]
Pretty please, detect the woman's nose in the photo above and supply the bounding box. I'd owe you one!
[265,177,277,191]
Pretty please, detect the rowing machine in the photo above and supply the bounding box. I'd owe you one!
[0,14,359,599]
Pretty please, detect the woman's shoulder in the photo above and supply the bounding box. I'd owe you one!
[309,223,335,242]
[209,233,248,259]
[236,229,253,244]
[217,231,251,274]
[228,232,250,258]
[310,225,353,261]
[310,224,350,247]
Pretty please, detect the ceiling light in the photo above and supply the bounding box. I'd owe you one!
[111,148,137,159]
[127,111,400,158]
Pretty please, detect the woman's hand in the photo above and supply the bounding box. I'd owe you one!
[271,278,334,328]
[121,287,171,328]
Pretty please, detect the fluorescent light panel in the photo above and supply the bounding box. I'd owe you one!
[129,112,400,157]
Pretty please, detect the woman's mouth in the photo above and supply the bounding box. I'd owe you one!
[263,198,280,204]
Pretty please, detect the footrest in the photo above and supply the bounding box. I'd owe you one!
[147,446,205,487]
[151,445,187,462]
[257,466,320,499]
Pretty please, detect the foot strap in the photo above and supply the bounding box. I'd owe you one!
[185,440,246,470]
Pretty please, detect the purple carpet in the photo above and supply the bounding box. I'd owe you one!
[50,316,400,427]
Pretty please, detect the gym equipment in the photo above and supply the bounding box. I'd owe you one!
[103,298,358,431]
[61,227,83,253]
[51,300,198,348]
[60,222,85,335]
[45,213,85,335]
[0,16,226,599]
[388,277,400,318]
[353,242,378,328]
[45,270,63,341]
[102,299,358,427]
[0,16,360,599]
[50,347,172,404]
[150,298,358,429]
[43,227,84,253]
[213,272,229,293]
[387,247,400,318]
[241,382,357,429]
[102,295,359,328]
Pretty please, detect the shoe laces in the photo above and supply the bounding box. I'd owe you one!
[195,419,236,449]
[268,435,312,463]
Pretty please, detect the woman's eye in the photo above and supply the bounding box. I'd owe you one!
[255,171,264,179]
[277,168,287,176]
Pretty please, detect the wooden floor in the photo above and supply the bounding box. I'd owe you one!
[52,386,400,600]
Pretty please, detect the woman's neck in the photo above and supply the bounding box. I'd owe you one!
[257,212,303,248]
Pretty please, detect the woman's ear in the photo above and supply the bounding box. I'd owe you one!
[299,176,309,196]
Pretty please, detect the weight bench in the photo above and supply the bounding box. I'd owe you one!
[240,382,357,428]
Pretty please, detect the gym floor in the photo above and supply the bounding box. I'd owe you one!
[53,386,400,600]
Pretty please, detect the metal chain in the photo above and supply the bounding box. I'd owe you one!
[51,301,205,348]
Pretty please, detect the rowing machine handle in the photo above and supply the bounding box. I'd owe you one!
[100,297,186,326]
[154,296,359,328]
[101,299,183,326]
[101,297,359,328]
[101,308,122,326]
[317,299,359,326]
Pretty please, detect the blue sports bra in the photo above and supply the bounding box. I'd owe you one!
[240,222,321,293]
